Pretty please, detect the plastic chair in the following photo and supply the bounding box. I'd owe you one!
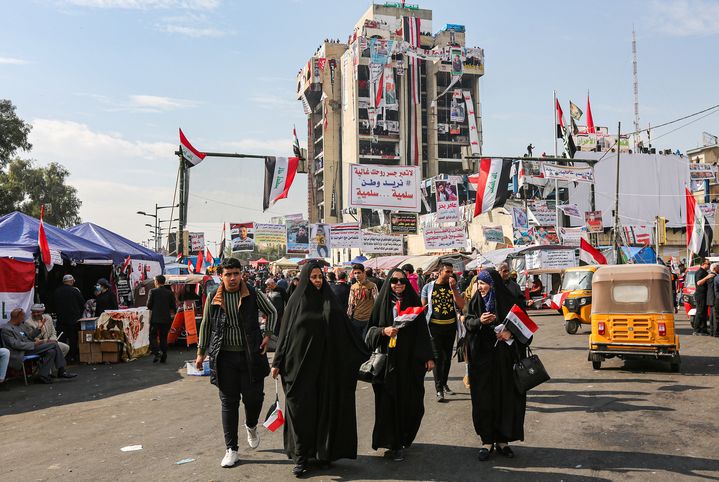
[21,355,41,386]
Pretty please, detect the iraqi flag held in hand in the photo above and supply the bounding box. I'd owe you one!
[179,128,206,168]
[263,156,299,211]
[263,398,285,432]
[504,304,539,344]
[394,303,425,327]
[545,291,569,310]
[686,187,713,256]
[579,238,607,265]
[473,158,513,217]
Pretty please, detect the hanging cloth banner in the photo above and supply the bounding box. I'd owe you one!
[557,203,583,218]
[542,163,594,183]
[383,65,397,108]
[433,75,462,105]
[463,90,481,155]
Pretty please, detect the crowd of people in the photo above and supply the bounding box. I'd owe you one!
[195,257,532,477]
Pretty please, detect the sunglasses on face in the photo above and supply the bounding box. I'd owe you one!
[389,278,404,284]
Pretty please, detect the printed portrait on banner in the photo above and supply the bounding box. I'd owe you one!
[435,180,459,222]
[286,218,310,254]
[450,98,465,122]
[309,223,331,258]
[512,207,529,229]
[230,223,255,252]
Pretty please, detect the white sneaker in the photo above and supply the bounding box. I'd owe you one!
[246,424,260,449]
[221,449,239,467]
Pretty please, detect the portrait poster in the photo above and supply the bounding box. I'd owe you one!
[390,213,418,235]
[309,223,331,258]
[435,180,459,222]
[533,226,560,245]
[585,210,604,233]
[230,223,255,252]
[512,207,529,228]
[450,98,465,122]
[286,218,310,254]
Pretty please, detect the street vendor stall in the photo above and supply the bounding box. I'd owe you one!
[96,308,151,360]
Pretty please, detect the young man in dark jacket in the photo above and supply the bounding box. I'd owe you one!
[195,258,277,468]
[146,275,176,363]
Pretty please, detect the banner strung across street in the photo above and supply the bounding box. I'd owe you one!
[390,213,418,234]
[0,258,35,325]
[349,164,421,212]
[542,163,594,183]
[435,179,459,222]
[585,210,604,233]
[424,226,466,251]
[309,223,331,258]
[361,232,403,254]
[329,223,361,248]
[482,225,505,244]
[230,223,255,252]
[286,218,309,254]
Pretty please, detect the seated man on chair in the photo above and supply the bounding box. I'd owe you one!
[0,308,77,384]
[25,303,69,358]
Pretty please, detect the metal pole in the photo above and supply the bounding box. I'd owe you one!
[154,203,159,252]
[553,90,561,232]
[613,122,622,264]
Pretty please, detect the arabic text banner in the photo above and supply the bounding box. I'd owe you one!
[361,232,404,254]
[424,226,466,251]
[330,223,361,248]
[542,163,594,183]
[349,164,421,212]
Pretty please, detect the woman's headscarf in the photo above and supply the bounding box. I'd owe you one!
[284,261,331,315]
[468,268,514,323]
[370,268,422,328]
[477,269,496,313]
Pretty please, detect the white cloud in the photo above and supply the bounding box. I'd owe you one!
[57,0,220,9]
[158,24,230,37]
[76,92,200,113]
[0,57,30,65]
[647,0,719,36]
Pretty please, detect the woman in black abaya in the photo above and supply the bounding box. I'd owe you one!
[464,268,529,461]
[271,261,369,477]
[366,268,434,461]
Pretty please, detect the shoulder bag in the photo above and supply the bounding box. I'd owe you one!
[358,348,387,384]
[513,346,550,393]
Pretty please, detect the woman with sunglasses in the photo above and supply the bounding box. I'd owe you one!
[365,268,435,461]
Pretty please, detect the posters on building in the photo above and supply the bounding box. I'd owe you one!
[254,223,287,247]
[424,226,466,251]
[230,223,255,252]
[390,213,418,234]
[309,223,331,258]
[349,164,421,212]
[450,98,465,122]
[585,210,603,233]
[482,225,505,244]
[558,203,582,219]
[438,123,449,134]
[542,163,595,183]
[329,223,361,248]
[189,232,205,253]
[699,203,717,225]
[622,225,653,246]
[559,226,587,246]
[450,47,463,77]
[525,249,577,270]
[528,201,557,226]
[534,226,560,245]
[513,227,534,246]
[512,207,529,228]
[384,65,397,107]
[361,232,403,254]
[689,163,717,181]
[435,179,459,222]
[286,218,309,254]
[462,90,481,155]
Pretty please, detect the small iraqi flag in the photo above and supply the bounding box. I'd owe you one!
[176,252,183,263]
[179,128,206,168]
[545,291,569,310]
[187,258,195,274]
[579,238,607,265]
[504,304,539,344]
[263,398,285,432]
[263,156,299,211]
[38,205,53,271]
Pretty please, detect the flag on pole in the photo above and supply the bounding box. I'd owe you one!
[176,252,183,263]
[556,98,565,138]
[504,304,539,344]
[292,126,304,160]
[263,156,299,211]
[179,128,206,168]
[195,251,204,274]
[121,255,132,274]
[686,187,713,256]
[219,223,226,261]
[38,205,52,271]
[187,258,195,274]
[204,247,214,268]
[569,101,583,121]
[580,238,607,265]
[586,93,596,134]
[545,291,569,310]
[473,158,513,217]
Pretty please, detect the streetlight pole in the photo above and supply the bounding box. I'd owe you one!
[137,204,178,252]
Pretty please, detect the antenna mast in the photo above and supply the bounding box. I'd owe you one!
[632,27,641,150]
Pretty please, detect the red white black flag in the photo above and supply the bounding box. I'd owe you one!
[686,187,713,256]
[579,238,607,265]
[473,158,512,217]
[292,126,303,160]
[263,157,299,211]
[179,128,206,168]
[504,304,539,344]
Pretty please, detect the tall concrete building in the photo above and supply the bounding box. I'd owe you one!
[296,3,484,226]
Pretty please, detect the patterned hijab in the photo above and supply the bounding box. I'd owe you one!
[477,269,495,313]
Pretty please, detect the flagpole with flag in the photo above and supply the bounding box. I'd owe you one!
[553,91,561,233]
[38,205,53,271]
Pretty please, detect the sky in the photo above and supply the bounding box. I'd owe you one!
[2,0,718,247]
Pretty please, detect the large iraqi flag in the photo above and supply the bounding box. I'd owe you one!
[473,158,513,217]
[263,156,299,211]
[686,187,713,256]
[0,258,35,325]
[179,128,206,168]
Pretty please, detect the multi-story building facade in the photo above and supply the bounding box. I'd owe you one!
[296,3,484,226]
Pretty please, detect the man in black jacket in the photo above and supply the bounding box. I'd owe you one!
[694,259,713,335]
[52,274,85,362]
[498,262,526,310]
[146,275,176,363]
[195,258,277,468]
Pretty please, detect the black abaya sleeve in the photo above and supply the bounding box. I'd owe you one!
[365,322,386,351]
[413,318,434,362]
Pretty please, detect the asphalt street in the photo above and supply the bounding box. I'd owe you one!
[1,311,718,482]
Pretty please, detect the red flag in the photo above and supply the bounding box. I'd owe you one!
[187,258,195,273]
[205,247,214,267]
[545,291,569,310]
[555,98,565,138]
[195,252,204,274]
[121,255,132,274]
[176,252,183,263]
[580,238,607,265]
[38,205,52,271]
[586,94,596,134]
[686,187,712,255]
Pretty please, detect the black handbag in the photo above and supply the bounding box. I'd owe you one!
[358,349,387,384]
[513,346,550,393]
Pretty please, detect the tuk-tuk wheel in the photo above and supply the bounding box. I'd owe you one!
[592,360,602,370]
[670,354,681,373]
[564,320,580,335]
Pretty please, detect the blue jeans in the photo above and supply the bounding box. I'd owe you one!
[0,347,9,381]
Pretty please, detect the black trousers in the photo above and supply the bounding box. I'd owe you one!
[149,324,170,355]
[351,318,369,343]
[429,322,456,392]
[694,299,708,333]
[710,305,719,336]
[58,321,79,361]
[29,342,66,377]
[217,351,265,451]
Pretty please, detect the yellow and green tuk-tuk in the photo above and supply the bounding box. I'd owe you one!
[560,266,597,334]
[589,264,680,372]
